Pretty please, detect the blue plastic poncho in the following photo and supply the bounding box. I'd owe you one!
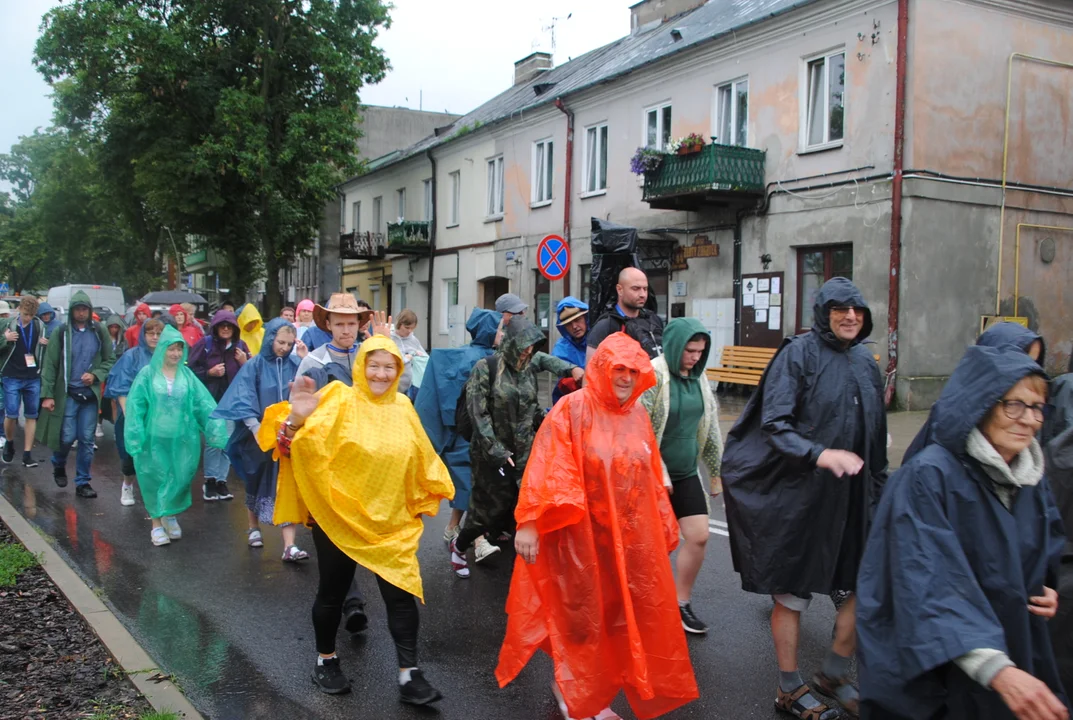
[124,326,228,518]
[105,322,156,399]
[413,308,501,510]
[550,296,589,404]
[213,318,299,522]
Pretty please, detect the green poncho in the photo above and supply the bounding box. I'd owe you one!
[124,325,228,518]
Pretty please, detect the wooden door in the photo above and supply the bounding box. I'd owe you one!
[740,271,784,348]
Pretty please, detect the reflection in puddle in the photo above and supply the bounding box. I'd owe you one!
[22,483,36,519]
[92,530,113,576]
[137,589,229,694]
[65,505,79,551]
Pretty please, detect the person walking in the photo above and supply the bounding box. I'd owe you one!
[640,317,723,635]
[857,344,1068,720]
[496,333,699,720]
[188,309,250,501]
[390,309,426,398]
[586,267,665,361]
[550,297,589,404]
[720,277,888,719]
[0,296,47,467]
[449,317,583,575]
[212,318,309,561]
[413,308,502,546]
[37,291,116,498]
[124,326,228,547]
[237,303,265,357]
[106,315,128,358]
[105,319,164,507]
[264,336,453,705]
[124,303,152,349]
[169,304,204,348]
[36,302,60,339]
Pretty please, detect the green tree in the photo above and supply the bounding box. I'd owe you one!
[35,0,391,312]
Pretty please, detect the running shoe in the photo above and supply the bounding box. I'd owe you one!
[95,422,104,438]
[282,545,309,562]
[449,538,469,578]
[474,535,501,563]
[162,516,182,540]
[203,479,219,501]
[216,480,234,500]
[22,452,37,469]
[2,442,14,464]
[53,466,68,488]
[442,525,459,544]
[120,484,136,507]
[151,527,171,546]
[399,669,443,706]
[247,529,264,548]
[75,484,98,499]
[312,656,351,695]
[679,603,708,635]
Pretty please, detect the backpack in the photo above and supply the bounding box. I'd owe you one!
[454,355,498,442]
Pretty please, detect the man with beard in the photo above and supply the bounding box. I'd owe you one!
[586,267,664,361]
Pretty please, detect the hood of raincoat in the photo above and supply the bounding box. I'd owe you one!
[258,317,297,359]
[500,316,545,370]
[152,325,189,367]
[977,321,1046,367]
[467,308,502,349]
[354,336,404,404]
[213,318,300,422]
[554,297,589,348]
[812,277,872,347]
[585,333,656,413]
[931,344,1047,459]
[69,290,94,315]
[237,303,264,355]
[662,317,711,380]
[209,309,240,337]
[104,316,157,399]
[106,314,126,332]
[168,303,197,329]
[37,301,59,324]
[133,302,151,319]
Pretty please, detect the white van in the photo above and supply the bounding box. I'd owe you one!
[46,284,126,319]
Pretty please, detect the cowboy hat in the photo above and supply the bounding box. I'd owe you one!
[556,305,589,326]
[313,293,374,332]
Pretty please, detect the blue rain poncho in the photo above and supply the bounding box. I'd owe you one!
[124,326,228,518]
[212,318,300,523]
[413,308,501,510]
[550,296,589,404]
[105,322,156,400]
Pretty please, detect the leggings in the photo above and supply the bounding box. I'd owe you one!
[311,524,420,667]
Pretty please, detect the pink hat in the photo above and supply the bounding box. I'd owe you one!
[296,299,315,313]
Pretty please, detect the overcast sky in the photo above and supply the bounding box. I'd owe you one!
[0,0,634,157]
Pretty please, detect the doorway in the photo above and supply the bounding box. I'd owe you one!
[479,276,510,310]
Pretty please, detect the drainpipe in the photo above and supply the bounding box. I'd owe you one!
[554,98,574,296]
[885,0,909,408]
[425,149,437,349]
[733,211,744,345]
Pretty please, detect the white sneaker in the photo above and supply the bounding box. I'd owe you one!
[474,535,501,563]
[151,527,171,546]
[161,516,181,540]
[95,423,104,438]
[120,484,135,507]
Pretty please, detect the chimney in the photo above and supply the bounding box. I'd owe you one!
[630,0,707,34]
[514,52,553,86]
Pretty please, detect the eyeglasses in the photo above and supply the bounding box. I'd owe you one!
[999,399,1052,423]
[829,306,866,318]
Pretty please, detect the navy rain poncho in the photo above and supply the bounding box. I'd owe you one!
[212,318,300,523]
[720,277,888,595]
[857,345,1067,718]
[413,308,501,511]
[903,322,1046,463]
[1046,426,1073,696]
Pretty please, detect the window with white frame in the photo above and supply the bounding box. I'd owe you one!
[644,103,673,151]
[449,171,461,226]
[803,50,846,149]
[351,201,361,234]
[716,79,749,147]
[441,278,459,332]
[486,156,504,217]
[372,196,382,234]
[423,179,433,221]
[584,123,608,193]
[396,188,406,221]
[532,139,554,205]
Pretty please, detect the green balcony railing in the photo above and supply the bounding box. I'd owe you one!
[386,221,431,250]
[643,144,766,202]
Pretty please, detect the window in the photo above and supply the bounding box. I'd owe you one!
[396,188,406,221]
[645,103,673,151]
[532,139,554,205]
[423,179,433,222]
[441,278,459,332]
[396,284,407,312]
[534,270,551,332]
[448,171,461,226]
[486,156,504,218]
[370,285,381,311]
[797,244,853,332]
[716,79,749,147]
[579,264,591,305]
[803,51,846,149]
[649,271,669,322]
[584,125,608,193]
[372,196,382,234]
[351,201,361,234]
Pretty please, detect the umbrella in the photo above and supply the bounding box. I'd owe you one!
[140,290,208,305]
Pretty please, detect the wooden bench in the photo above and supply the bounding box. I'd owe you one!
[706,346,778,387]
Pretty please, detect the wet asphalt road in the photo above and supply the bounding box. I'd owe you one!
[0,408,926,720]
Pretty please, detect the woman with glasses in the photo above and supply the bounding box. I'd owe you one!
[858,344,1068,720]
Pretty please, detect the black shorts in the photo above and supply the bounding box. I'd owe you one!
[669,474,708,519]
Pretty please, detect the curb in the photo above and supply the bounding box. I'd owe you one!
[0,493,205,720]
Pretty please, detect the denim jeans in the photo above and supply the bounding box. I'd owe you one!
[203,420,234,480]
[3,377,41,419]
[52,396,98,487]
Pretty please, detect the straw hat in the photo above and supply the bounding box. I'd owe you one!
[313,293,374,332]
[557,305,588,326]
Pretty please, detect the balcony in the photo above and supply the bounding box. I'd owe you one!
[386,221,431,254]
[340,231,387,260]
[642,144,766,211]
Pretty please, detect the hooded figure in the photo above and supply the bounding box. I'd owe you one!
[169,303,204,348]
[413,308,501,511]
[124,302,152,349]
[105,320,162,482]
[1044,354,1073,447]
[496,333,699,719]
[37,302,61,338]
[237,303,265,357]
[857,345,1068,719]
[550,296,589,404]
[721,277,888,597]
[188,310,251,402]
[124,326,228,520]
[106,314,128,357]
[904,321,1046,463]
[1045,425,1073,696]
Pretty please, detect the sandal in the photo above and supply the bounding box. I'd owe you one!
[247,529,264,548]
[776,683,843,720]
[282,545,309,562]
[813,672,859,718]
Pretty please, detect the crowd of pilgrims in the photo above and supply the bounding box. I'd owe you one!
[9,275,1073,719]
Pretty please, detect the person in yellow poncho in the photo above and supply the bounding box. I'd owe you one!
[237,303,264,356]
[259,335,453,706]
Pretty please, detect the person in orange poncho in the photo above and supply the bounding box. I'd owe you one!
[496,332,699,720]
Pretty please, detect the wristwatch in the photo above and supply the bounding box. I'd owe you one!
[285,417,303,430]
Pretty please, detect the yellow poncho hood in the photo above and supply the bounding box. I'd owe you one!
[259,336,453,600]
[237,303,265,356]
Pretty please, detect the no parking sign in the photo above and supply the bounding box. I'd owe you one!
[537,235,570,281]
